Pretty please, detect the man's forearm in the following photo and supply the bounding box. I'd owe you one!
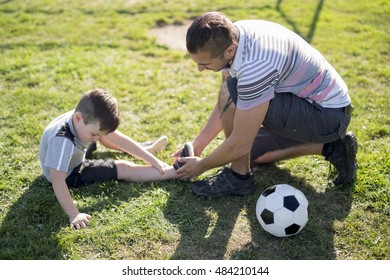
[193,103,223,155]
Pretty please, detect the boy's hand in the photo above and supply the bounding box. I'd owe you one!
[70,212,91,229]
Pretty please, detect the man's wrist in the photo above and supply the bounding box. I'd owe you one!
[198,158,211,175]
[192,140,201,155]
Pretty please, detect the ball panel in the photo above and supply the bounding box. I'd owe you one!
[293,205,309,226]
[257,215,267,229]
[260,209,274,225]
[273,207,294,227]
[256,195,266,210]
[262,185,276,197]
[285,224,301,235]
[283,195,300,212]
[294,189,309,207]
[275,184,296,196]
[264,223,286,237]
[264,192,284,212]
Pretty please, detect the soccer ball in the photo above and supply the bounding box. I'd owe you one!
[256,184,309,237]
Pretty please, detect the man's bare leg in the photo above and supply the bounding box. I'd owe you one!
[252,143,324,164]
[218,81,251,175]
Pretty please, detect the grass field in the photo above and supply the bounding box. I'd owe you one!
[0,0,389,260]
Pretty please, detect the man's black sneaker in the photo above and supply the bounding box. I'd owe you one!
[191,167,255,198]
[325,132,358,185]
[173,142,194,170]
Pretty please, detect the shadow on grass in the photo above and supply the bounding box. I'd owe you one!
[0,158,354,259]
[276,0,325,43]
[211,1,325,43]
[0,176,66,259]
[0,164,143,259]
[164,163,355,260]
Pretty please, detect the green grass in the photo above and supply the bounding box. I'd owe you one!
[0,0,389,260]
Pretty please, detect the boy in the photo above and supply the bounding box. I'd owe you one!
[39,88,177,229]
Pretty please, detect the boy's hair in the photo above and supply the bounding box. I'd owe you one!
[75,88,120,133]
[186,12,237,58]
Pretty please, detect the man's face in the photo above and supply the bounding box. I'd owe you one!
[190,51,231,72]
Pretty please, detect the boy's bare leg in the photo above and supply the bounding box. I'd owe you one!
[115,160,177,182]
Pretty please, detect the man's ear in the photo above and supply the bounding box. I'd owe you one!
[224,43,236,60]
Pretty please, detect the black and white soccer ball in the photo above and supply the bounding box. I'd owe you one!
[256,184,309,237]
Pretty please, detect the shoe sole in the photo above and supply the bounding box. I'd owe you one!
[173,142,194,170]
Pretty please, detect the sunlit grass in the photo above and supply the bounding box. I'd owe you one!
[0,0,389,260]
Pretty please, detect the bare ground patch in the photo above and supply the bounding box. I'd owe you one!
[149,21,192,51]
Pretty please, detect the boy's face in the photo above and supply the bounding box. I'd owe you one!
[73,112,109,142]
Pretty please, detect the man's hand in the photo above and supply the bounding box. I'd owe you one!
[175,156,205,179]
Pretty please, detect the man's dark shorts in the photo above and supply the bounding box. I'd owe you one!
[226,77,352,159]
[66,159,118,188]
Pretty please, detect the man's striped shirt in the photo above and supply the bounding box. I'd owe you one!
[229,20,350,110]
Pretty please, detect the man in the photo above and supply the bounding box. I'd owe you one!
[174,12,357,198]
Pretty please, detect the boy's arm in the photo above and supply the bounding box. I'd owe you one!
[100,131,168,173]
[50,168,91,229]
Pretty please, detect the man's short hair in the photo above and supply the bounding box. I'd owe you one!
[75,88,120,133]
[186,12,237,57]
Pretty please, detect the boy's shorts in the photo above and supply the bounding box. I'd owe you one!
[226,77,352,160]
[66,159,118,188]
